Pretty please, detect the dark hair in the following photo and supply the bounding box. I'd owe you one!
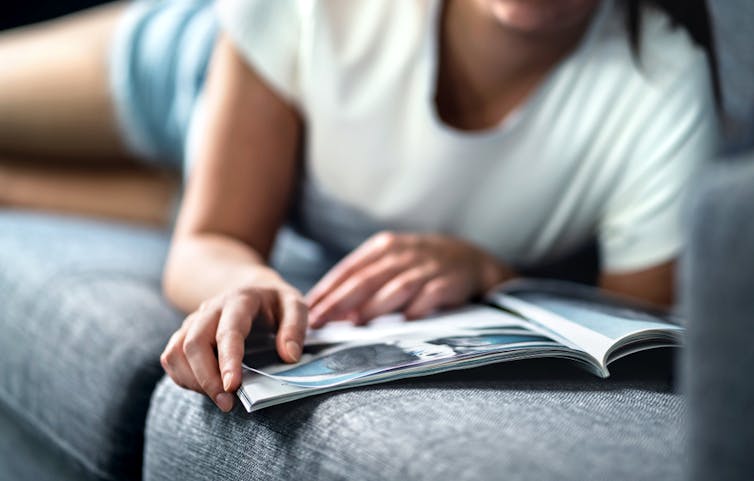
[624,0,721,107]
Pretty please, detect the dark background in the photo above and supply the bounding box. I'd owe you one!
[0,0,108,30]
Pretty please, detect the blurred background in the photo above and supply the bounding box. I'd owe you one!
[1,1,109,30]
[708,3,754,154]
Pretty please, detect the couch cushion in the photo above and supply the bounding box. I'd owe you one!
[144,350,685,481]
[0,211,182,481]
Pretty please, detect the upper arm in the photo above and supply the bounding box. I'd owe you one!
[172,34,302,259]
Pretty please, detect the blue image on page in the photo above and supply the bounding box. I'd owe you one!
[514,293,681,341]
[253,332,556,388]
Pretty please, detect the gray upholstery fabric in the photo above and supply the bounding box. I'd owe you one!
[0,406,91,481]
[144,351,685,481]
[0,396,95,481]
[681,157,754,481]
[0,211,182,481]
[0,212,688,481]
[708,1,754,153]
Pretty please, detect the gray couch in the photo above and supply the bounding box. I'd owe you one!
[682,158,754,481]
[1,155,753,480]
[0,212,682,481]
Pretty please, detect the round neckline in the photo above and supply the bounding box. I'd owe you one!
[423,0,613,141]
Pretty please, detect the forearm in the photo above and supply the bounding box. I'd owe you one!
[599,260,675,308]
[163,232,285,313]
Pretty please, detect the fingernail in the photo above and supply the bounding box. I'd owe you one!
[286,340,302,361]
[215,392,234,412]
[222,372,232,392]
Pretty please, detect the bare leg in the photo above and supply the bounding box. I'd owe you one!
[0,159,178,226]
[0,1,132,162]
[0,2,180,225]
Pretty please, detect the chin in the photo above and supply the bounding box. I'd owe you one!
[486,0,601,35]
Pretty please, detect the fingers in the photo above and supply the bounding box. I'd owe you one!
[161,310,226,405]
[403,278,465,320]
[160,324,203,392]
[358,266,434,321]
[215,295,259,394]
[307,232,481,326]
[306,231,402,307]
[183,308,236,412]
[162,297,260,413]
[308,255,412,327]
[275,292,307,363]
[305,232,504,327]
[160,283,309,414]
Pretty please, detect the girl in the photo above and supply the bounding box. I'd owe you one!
[0,0,718,412]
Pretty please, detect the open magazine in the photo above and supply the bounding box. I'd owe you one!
[237,279,683,412]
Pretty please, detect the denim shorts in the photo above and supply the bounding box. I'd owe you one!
[109,0,217,171]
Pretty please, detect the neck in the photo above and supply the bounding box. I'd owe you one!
[436,0,597,129]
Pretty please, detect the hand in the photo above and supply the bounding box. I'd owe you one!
[306,231,513,328]
[160,278,307,412]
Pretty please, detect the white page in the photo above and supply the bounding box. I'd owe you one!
[494,294,612,363]
[491,280,682,365]
[304,305,534,344]
[511,293,683,344]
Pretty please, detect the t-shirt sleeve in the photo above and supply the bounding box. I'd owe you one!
[215,0,304,105]
[599,51,718,273]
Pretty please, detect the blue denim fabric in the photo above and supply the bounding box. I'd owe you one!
[107,0,386,258]
[109,0,216,169]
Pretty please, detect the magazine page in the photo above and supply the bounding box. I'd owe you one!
[239,341,593,412]
[237,305,581,411]
[489,279,683,365]
[304,305,545,344]
[243,306,559,388]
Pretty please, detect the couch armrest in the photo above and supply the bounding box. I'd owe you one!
[682,157,754,481]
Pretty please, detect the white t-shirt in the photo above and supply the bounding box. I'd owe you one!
[215,0,716,273]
